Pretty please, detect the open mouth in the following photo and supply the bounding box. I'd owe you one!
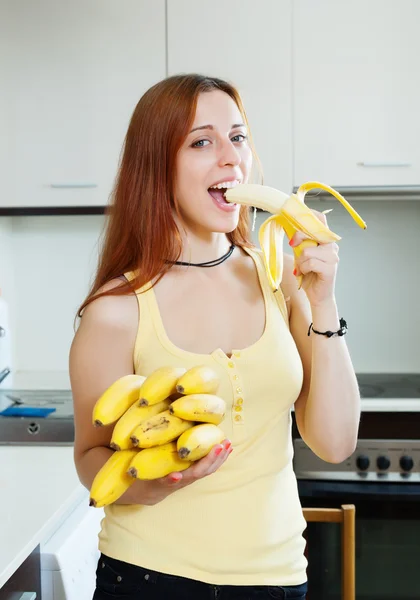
[208,187,229,203]
[208,180,240,208]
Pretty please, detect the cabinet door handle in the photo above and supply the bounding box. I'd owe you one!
[357,161,411,167]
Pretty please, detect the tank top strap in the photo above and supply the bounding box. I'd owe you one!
[123,270,151,300]
[123,271,162,361]
[242,246,290,329]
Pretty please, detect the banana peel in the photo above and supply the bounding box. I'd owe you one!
[225,181,367,290]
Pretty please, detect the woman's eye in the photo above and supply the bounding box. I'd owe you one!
[231,134,247,143]
[192,139,210,148]
[192,134,247,148]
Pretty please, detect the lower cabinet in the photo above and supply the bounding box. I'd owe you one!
[0,547,40,600]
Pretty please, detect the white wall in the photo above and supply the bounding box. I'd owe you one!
[9,215,105,378]
[3,200,419,382]
[254,200,420,374]
[0,219,14,298]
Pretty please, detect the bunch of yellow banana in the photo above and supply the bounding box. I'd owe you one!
[128,366,226,480]
[225,181,367,291]
[89,365,227,504]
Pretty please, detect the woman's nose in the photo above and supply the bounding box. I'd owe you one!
[218,139,241,167]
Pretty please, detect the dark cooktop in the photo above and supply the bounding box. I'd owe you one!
[356,373,420,399]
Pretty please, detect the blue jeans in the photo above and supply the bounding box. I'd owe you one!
[93,554,308,599]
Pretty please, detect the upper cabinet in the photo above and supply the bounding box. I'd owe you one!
[292,0,420,188]
[2,0,165,208]
[0,4,13,209]
[167,0,293,194]
[3,1,419,210]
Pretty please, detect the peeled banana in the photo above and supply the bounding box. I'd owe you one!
[138,366,186,406]
[110,398,171,451]
[169,394,226,425]
[225,182,367,291]
[92,375,146,427]
[127,442,192,480]
[176,365,220,395]
[177,423,225,461]
[89,449,138,508]
[130,409,194,448]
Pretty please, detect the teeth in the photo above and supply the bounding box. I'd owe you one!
[209,180,240,190]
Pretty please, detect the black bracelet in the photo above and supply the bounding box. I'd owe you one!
[307,317,348,338]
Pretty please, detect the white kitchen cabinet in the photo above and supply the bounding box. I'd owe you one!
[293,0,420,187]
[3,0,166,209]
[0,4,12,209]
[167,0,293,193]
[40,499,104,600]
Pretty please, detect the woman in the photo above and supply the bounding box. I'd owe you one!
[70,73,360,600]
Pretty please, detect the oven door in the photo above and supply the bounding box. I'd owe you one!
[298,480,420,600]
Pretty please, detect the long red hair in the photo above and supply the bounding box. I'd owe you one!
[77,74,262,318]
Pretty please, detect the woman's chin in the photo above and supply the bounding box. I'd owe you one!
[180,203,240,234]
[208,213,240,234]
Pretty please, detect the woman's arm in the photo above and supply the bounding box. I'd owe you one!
[281,247,360,464]
[69,280,150,503]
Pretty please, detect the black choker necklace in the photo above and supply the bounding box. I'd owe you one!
[167,244,236,268]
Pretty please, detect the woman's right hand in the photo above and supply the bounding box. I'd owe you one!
[130,439,233,505]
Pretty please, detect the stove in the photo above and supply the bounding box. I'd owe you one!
[0,389,74,445]
[293,373,420,600]
[293,437,420,483]
[293,373,420,484]
[357,372,420,399]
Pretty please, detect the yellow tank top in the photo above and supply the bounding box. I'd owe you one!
[98,247,308,586]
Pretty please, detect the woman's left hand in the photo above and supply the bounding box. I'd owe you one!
[289,210,339,308]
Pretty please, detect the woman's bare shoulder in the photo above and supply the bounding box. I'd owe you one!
[79,277,139,333]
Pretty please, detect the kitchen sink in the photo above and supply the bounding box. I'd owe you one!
[0,389,74,445]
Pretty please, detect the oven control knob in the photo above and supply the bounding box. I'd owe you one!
[400,456,414,472]
[377,456,391,470]
[356,455,370,471]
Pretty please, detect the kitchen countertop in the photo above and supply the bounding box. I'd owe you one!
[0,445,86,588]
[290,399,420,412]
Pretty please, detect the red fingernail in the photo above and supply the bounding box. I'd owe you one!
[293,268,297,276]
[215,445,223,456]
[228,447,233,454]
[169,473,182,482]
[289,239,294,247]
[224,441,232,451]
